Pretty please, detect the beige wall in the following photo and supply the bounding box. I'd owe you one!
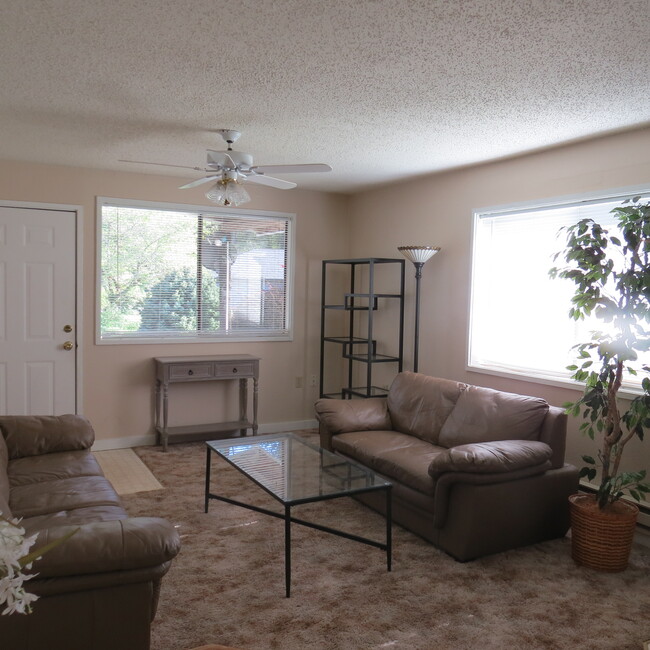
[0,160,350,445]
[348,126,650,475]
[1,126,649,472]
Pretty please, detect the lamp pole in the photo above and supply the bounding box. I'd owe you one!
[412,261,424,373]
[398,246,441,374]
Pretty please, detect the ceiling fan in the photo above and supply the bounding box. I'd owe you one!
[120,129,332,206]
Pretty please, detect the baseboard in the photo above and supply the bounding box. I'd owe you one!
[92,434,156,451]
[91,418,319,451]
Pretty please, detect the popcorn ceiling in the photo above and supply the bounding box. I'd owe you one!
[0,0,647,192]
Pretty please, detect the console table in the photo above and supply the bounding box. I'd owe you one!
[154,354,259,451]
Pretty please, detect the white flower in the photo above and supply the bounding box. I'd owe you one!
[0,513,40,615]
[0,566,39,615]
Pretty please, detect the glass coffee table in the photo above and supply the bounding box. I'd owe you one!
[205,432,392,597]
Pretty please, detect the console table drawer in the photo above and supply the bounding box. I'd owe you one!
[214,362,254,377]
[169,363,213,380]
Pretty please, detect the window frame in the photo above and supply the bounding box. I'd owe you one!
[95,197,296,345]
[467,184,650,397]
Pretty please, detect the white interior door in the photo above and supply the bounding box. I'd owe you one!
[0,205,78,415]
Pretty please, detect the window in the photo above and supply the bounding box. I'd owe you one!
[468,187,650,390]
[97,198,294,343]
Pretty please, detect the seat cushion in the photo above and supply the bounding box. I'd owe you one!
[438,385,549,447]
[9,475,122,518]
[387,372,466,444]
[20,505,127,536]
[332,430,424,467]
[8,449,103,487]
[332,430,445,495]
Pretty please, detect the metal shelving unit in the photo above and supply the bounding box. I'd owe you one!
[320,258,404,399]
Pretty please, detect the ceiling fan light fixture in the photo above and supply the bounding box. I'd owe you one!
[205,178,251,207]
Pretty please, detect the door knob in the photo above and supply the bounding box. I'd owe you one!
[63,341,74,351]
[63,324,73,333]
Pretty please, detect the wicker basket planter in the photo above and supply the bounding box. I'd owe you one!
[569,493,639,572]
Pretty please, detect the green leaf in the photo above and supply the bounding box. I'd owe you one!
[582,455,596,464]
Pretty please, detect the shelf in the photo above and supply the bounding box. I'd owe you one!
[342,353,400,363]
[323,336,371,344]
[345,293,403,298]
[342,386,390,398]
[155,420,254,444]
[323,304,376,311]
[323,257,408,265]
[324,337,377,356]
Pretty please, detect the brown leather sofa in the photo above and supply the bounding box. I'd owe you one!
[0,414,180,650]
[315,372,579,561]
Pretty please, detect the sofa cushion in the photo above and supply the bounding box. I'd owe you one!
[9,475,122,518]
[332,430,417,469]
[387,372,466,444]
[333,430,445,495]
[438,385,549,448]
[372,445,445,496]
[8,450,103,487]
[0,433,11,517]
[428,440,553,477]
[0,414,95,460]
[315,398,391,434]
[20,505,127,536]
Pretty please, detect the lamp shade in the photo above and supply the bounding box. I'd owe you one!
[397,245,441,264]
[206,179,251,207]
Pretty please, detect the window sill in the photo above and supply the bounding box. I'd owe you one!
[466,363,644,401]
[97,333,293,345]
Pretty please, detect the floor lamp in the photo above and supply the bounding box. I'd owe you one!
[397,245,441,373]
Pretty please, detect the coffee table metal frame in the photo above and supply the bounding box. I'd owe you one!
[204,433,392,597]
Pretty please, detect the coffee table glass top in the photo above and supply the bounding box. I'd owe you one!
[207,432,390,505]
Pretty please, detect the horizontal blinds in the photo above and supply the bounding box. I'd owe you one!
[100,203,290,340]
[469,191,650,387]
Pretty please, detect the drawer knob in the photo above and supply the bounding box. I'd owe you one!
[232,368,238,373]
[188,369,194,375]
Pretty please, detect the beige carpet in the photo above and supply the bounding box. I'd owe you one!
[94,448,163,495]
[122,434,650,650]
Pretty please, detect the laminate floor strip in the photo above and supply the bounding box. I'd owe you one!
[94,448,163,495]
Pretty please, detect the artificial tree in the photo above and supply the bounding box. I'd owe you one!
[549,196,650,511]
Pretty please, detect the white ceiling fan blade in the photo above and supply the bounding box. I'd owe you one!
[119,159,205,172]
[246,174,297,189]
[252,163,332,174]
[179,176,219,190]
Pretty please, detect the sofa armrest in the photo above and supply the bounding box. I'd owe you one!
[0,415,95,459]
[428,440,552,478]
[315,398,391,450]
[29,517,180,579]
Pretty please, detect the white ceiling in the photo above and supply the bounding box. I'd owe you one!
[1,0,649,194]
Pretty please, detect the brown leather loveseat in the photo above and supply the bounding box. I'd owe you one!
[315,372,579,561]
[0,414,180,650]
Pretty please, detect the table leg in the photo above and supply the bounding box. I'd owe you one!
[162,382,169,452]
[239,378,247,437]
[386,485,392,572]
[154,379,161,431]
[285,504,291,597]
[204,447,212,513]
[252,377,259,436]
